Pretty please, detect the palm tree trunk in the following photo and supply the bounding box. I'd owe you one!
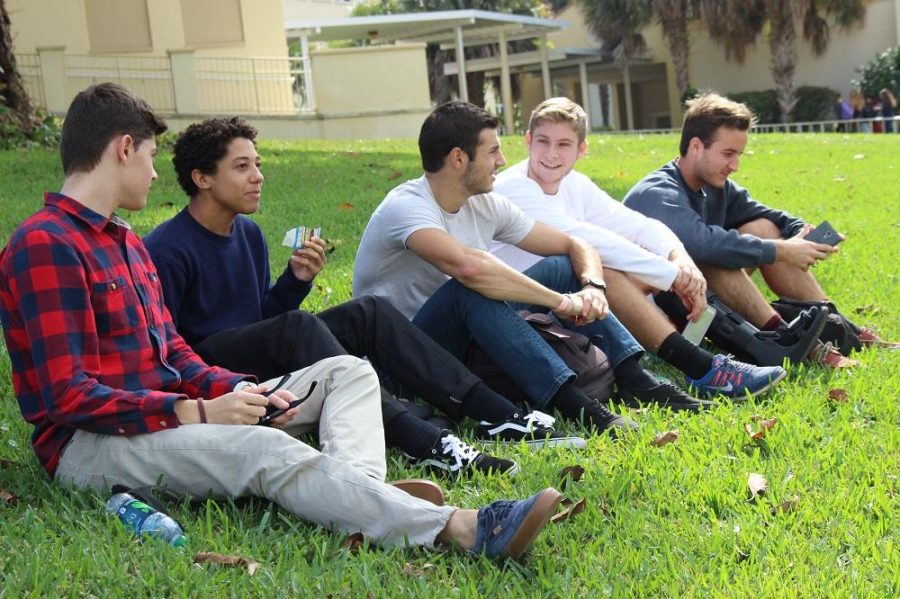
[767,0,798,120]
[654,0,691,98]
[0,0,35,133]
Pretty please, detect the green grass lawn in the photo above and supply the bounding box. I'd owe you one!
[0,133,897,596]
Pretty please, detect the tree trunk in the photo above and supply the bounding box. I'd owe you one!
[654,0,691,98]
[0,0,35,132]
[767,0,798,120]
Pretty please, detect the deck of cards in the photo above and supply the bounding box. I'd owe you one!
[282,226,321,250]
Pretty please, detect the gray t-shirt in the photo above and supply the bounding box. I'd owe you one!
[353,175,535,319]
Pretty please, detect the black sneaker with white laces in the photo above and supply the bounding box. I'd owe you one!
[615,381,715,412]
[408,432,519,478]
[477,411,587,449]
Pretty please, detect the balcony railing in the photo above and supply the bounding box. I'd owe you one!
[19,52,314,116]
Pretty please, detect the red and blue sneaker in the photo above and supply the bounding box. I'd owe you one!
[686,354,786,399]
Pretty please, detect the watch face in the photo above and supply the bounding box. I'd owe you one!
[584,277,606,289]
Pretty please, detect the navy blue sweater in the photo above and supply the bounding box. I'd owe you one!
[624,160,805,269]
[144,208,311,346]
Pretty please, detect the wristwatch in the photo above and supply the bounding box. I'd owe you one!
[582,276,607,292]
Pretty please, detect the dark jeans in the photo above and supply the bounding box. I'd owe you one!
[413,256,643,408]
[194,296,477,422]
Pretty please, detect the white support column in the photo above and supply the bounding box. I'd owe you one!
[578,61,590,128]
[540,33,551,98]
[455,26,468,102]
[168,49,198,114]
[623,63,635,130]
[36,46,68,114]
[499,30,513,133]
[301,34,317,112]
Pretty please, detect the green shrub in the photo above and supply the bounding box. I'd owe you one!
[728,89,779,123]
[0,106,61,150]
[853,46,900,98]
[728,87,837,123]
[793,86,838,121]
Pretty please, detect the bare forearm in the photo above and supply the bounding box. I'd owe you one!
[568,237,604,285]
[456,249,563,308]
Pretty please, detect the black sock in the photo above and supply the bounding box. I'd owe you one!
[547,382,615,430]
[612,355,660,390]
[657,332,715,380]
[384,411,442,458]
[460,382,520,423]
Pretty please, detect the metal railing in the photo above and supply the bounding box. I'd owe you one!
[18,53,313,116]
[16,53,45,109]
[194,56,310,114]
[65,55,175,112]
[606,116,900,135]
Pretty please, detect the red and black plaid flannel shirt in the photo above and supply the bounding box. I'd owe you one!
[0,193,249,475]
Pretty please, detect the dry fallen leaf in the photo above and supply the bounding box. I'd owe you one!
[1,488,17,505]
[828,388,849,403]
[744,418,777,439]
[853,154,865,159]
[387,170,403,180]
[551,498,587,524]
[0,459,13,469]
[833,176,846,182]
[193,552,260,576]
[771,495,799,515]
[340,532,365,553]
[401,562,435,577]
[747,473,768,500]
[559,465,585,489]
[337,202,355,211]
[345,151,359,158]
[854,304,879,315]
[651,430,680,447]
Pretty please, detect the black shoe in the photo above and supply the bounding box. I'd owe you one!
[477,411,587,449]
[616,381,715,412]
[408,432,519,478]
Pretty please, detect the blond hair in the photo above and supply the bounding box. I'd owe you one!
[680,93,756,156]
[528,97,588,143]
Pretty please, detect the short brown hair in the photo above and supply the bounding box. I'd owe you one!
[528,97,587,142]
[60,83,167,175]
[680,93,756,156]
[419,102,499,173]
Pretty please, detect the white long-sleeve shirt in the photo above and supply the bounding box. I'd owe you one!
[491,160,684,291]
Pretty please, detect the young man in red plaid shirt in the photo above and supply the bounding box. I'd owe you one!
[0,83,562,560]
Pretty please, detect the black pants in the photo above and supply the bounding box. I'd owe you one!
[194,296,477,422]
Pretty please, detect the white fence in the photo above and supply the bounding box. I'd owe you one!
[607,116,900,136]
[19,52,313,116]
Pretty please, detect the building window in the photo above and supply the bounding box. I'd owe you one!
[182,0,245,47]
[85,0,153,53]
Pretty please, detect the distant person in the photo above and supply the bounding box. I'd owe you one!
[850,89,867,132]
[0,83,562,561]
[624,93,894,363]
[880,89,896,133]
[834,93,852,132]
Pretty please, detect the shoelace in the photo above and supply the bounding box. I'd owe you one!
[523,410,556,432]
[809,341,840,362]
[440,434,481,470]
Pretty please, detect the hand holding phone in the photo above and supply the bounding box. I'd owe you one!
[682,305,717,345]
[804,221,842,246]
[258,379,318,426]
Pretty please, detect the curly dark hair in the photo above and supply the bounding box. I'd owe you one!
[172,117,258,197]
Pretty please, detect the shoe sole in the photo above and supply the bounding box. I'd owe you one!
[389,479,445,506]
[500,487,562,560]
[503,436,588,450]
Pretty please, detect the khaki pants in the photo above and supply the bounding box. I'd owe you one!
[56,356,454,547]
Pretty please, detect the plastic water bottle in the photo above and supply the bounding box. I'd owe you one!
[106,492,187,547]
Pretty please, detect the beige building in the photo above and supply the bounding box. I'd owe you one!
[517,0,900,131]
[8,0,432,138]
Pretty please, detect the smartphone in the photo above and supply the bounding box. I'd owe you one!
[682,305,717,345]
[804,221,842,246]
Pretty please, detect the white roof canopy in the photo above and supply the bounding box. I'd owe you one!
[284,9,565,45]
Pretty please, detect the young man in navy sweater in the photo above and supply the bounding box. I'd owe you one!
[145,117,586,479]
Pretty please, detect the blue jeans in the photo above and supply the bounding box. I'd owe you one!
[412,256,643,408]
[516,256,644,369]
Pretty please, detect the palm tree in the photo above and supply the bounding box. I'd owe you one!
[700,0,867,120]
[0,0,36,135]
